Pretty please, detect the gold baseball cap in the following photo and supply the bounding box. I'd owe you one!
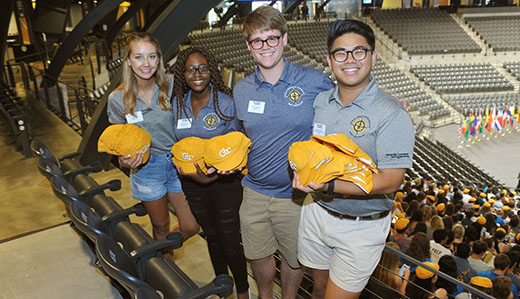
[98,124,151,164]
[171,137,208,174]
[204,131,251,172]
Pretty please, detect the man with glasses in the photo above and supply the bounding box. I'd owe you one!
[292,20,414,298]
[233,5,333,299]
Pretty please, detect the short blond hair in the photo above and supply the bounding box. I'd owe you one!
[243,6,288,39]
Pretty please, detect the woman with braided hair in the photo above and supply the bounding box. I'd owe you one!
[172,46,249,299]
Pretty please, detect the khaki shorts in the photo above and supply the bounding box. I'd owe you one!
[239,185,304,268]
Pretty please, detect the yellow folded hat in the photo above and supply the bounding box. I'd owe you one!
[98,124,151,164]
[204,131,251,172]
[288,141,335,186]
[171,137,208,174]
[436,203,445,212]
[395,218,409,230]
[470,276,492,288]
[477,216,486,225]
[311,134,377,171]
[416,262,439,279]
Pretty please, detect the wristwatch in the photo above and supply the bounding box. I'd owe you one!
[325,180,335,196]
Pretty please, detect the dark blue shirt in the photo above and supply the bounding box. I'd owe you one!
[234,59,333,198]
[477,270,518,299]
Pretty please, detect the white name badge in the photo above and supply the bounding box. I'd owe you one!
[125,111,144,123]
[248,101,265,114]
[313,123,326,136]
[177,118,192,129]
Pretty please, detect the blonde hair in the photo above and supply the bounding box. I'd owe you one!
[430,215,445,231]
[243,6,288,39]
[119,32,170,116]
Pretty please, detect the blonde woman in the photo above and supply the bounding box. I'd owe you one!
[107,32,199,250]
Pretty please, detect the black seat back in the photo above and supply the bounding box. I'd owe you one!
[31,139,58,164]
[37,157,63,181]
[69,200,106,243]
[96,233,159,298]
[50,176,81,209]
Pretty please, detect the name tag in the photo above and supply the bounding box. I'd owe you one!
[313,123,326,136]
[177,118,192,129]
[125,111,144,123]
[248,101,265,114]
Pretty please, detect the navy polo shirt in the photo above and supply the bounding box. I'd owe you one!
[172,86,242,140]
[313,78,415,216]
[234,59,333,198]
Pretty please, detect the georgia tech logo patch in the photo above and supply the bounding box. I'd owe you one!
[349,116,370,138]
[219,147,232,158]
[285,86,305,107]
[181,152,193,161]
[203,113,219,131]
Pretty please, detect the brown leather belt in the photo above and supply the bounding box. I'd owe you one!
[324,207,390,221]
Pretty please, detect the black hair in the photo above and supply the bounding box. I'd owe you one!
[455,242,471,259]
[433,229,448,244]
[172,46,233,123]
[327,19,375,53]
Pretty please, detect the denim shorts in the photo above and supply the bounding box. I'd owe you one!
[130,152,183,202]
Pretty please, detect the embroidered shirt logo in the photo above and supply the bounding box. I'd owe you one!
[219,147,232,158]
[285,86,305,107]
[203,113,219,131]
[349,116,370,138]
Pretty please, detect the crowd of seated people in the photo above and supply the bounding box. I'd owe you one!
[377,177,520,298]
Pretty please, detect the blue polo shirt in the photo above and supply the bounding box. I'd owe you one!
[477,271,518,299]
[312,78,415,216]
[172,86,242,140]
[234,59,333,198]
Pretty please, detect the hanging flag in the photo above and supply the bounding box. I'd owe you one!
[502,107,508,128]
[458,120,463,141]
[477,110,483,134]
[517,104,520,124]
[508,106,514,128]
[495,108,504,131]
[487,106,494,132]
[470,112,477,136]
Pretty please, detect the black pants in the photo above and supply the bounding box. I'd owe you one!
[181,175,249,294]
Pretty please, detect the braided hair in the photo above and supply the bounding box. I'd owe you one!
[172,46,234,122]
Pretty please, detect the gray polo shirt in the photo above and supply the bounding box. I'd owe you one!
[107,75,176,155]
[173,86,242,140]
[313,77,414,216]
[234,59,333,198]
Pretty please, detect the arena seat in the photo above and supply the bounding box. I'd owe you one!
[69,199,147,244]
[96,232,234,299]
[30,139,81,167]
[465,16,520,52]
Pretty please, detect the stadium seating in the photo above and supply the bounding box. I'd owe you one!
[371,8,481,55]
[504,61,520,80]
[465,16,520,51]
[410,63,514,94]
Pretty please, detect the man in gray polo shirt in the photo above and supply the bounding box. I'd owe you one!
[233,6,333,299]
[293,20,414,298]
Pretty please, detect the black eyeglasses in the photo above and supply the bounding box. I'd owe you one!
[330,46,372,62]
[185,65,209,75]
[248,36,281,50]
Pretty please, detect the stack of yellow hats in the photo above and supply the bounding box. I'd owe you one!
[288,134,378,193]
[171,132,251,173]
[204,131,251,172]
[98,124,151,164]
[171,137,208,174]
